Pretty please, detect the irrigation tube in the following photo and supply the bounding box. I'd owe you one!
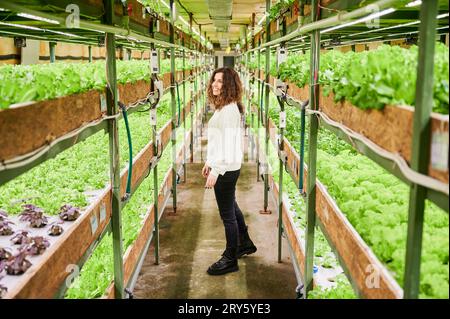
[245,0,407,54]
[119,102,133,200]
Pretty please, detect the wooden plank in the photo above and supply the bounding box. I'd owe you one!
[320,88,449,184]
[162,73,171,89]
[0,89,102,161]
[159,120,172,150]
[118,80,150,106]
[286,81,309,101]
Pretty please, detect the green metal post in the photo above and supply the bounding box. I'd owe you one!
[170,0,177,214]
[305,0,320,298]
[298,1,306,194]
[88,45,93,63]
[49,41,56,63]
[256,43,261,182]
[299,102,306,193]
[182,39,187,183]
[278,19,287,263]
[104,0,124,299]
[149,18,159,266]
[263,0,271,213]
[195,52,200,159]
[189,14,194,163]
[403,0,438,299]
[250,53,254,131]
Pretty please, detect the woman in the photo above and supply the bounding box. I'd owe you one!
[202,67,257,276]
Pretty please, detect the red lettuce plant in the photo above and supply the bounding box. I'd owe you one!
[21,236,50,256]
[0,209,7,221]
[48,222,64,236]
[5,249,32,275]
[10,230,31,245]
[19,204,48,228]
[0,220,14,236]
[59,204,80,221]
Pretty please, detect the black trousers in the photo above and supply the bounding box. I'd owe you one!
[213,169,247,257]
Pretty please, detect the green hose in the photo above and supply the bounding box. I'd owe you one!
[119,102,132,199]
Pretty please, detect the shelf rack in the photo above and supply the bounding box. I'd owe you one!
[0,0,213,299]
[240,0,449,299]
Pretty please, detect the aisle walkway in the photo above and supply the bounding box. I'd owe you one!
[133,120,298,299]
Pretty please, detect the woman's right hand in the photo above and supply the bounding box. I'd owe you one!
[202,164,210,178]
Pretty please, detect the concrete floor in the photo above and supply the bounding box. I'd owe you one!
[133,120,298,299]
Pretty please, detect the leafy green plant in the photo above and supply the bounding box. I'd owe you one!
[0,58,193,109]
[247,90,448,298]
[249,43,450,114]
[268,0,295,20]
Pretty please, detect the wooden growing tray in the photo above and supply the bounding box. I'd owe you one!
[261,72,449,184]
[0,71,200,163]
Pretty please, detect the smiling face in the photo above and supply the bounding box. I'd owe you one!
[212,72,223,96]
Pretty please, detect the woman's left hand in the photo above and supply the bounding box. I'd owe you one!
[205,174,218,189]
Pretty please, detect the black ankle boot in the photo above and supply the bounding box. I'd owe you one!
[237,227,257,258]
[207,249,238,276]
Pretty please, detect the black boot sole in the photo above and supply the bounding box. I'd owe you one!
[237,247,257,259]
[207,265,239,276]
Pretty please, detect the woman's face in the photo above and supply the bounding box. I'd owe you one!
[212,72,223,96]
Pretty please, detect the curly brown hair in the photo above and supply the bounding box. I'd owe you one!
[207,67,244,114]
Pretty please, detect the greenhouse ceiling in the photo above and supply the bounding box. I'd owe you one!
[0,0,448,51]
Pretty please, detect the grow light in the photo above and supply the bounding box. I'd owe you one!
[160,0,170,10]
[345,20,420,38]
[45,29,82,38]
[0,21,42,31]
[178,15,189,28]
[345,12,449,38]
[257,13,267,26]
[321,8,396,34]
[406,0,422,7]
[17,13,60,25]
